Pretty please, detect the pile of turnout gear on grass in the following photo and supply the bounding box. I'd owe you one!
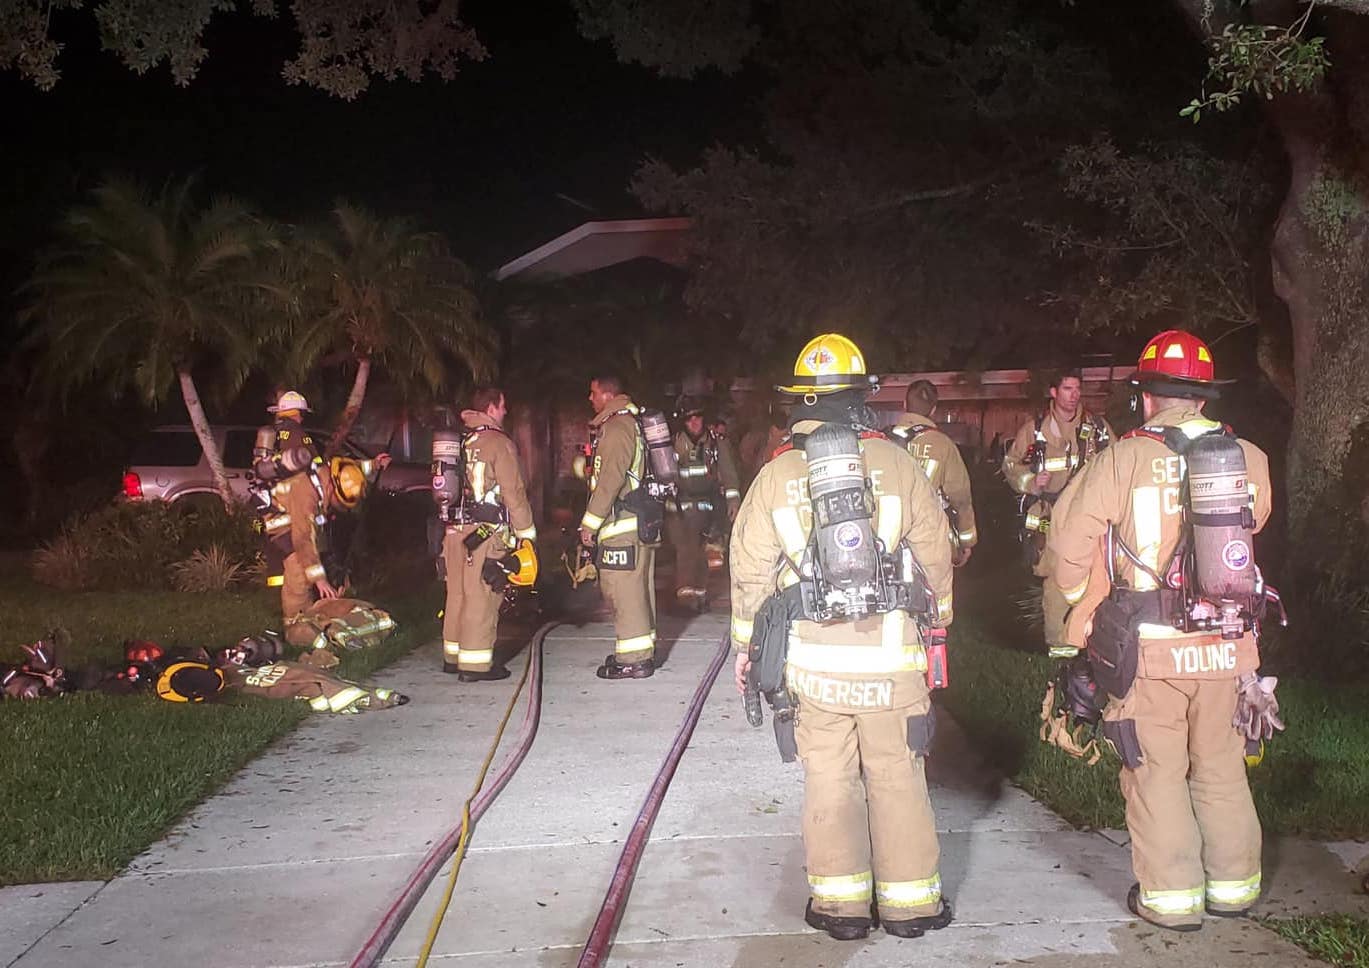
[2,598,405,714]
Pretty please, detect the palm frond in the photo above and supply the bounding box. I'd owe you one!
[24,176,282,408]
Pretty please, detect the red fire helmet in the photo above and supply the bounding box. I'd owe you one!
[1130,330,1232,398]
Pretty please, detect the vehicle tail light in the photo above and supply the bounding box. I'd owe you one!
[122,471,143,500]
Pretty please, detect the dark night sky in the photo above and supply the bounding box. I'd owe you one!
[1,0,756,280]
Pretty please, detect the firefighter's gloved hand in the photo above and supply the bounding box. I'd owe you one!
[1234,673,1284,741]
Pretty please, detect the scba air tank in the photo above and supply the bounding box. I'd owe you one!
[431,430,464,512]
[252,426,277,463]
[639,410,679,488]
[804,422,878,591]
[1186,434,1257,605]
[251,425,313,483]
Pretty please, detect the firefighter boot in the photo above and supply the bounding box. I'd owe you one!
[595,654,655,680]
[1128,884,1202,933]
[458,666,512,683]
[804,900,872,941]
[883,899,954,938]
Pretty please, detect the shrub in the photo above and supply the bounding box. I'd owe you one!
[31,534,92,591]
[31,500,258,592]
[169,545,246,592]
[173,500,261,566]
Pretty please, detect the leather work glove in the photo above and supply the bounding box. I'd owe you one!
[1233,673,1284,741]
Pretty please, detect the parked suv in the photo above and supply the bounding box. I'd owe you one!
[122,425,433,504]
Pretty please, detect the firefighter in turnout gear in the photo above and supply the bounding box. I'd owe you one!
[667,399,741,611]
[1047,330,1276,932]
[1004,370,1113,656]
[257,391,338,632]
[890,380,977,565]
[580,375,661,680]
[731,334,956,941]
[437,387,537,681]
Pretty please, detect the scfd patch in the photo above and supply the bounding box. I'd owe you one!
[244,664,290,688]
[786,668,894,709]
[597,543,637,571]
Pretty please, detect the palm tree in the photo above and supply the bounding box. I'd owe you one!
[22,178,281,504]
[288,203,493,455]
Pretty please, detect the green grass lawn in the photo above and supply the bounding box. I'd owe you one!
[943,578,1369,839]
[1264,914,1369,968]
[0,568,437,885]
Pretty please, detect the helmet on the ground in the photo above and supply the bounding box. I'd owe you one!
[268,390,311,414]
[776,334,878,396]
[330,457,368,508]
[1130,330,1232,400]
[155,661,225,702]
[124,640,165,665]
[222,632,283,667]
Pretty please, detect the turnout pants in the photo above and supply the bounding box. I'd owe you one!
[441,527,501,672]
[794,673,943,926]
[1035,547,1072,656]
[281,553,314,627]
[666,508,710,599]
[1108,676,1262,928]
[598,532,657,663]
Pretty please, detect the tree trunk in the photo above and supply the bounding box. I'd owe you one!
[327,355,371,458]
[1172,1,1369,529]
[178,366,234,506]
[1263,14,1369,536]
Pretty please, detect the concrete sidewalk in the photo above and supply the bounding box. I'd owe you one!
[3,603,1365,967]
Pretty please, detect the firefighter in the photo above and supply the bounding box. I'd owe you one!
[666,400,741,612]
[731,334,955,941]
[440,386,537,681]
[739,400,790,487]
[259,391,338,630]
[1047,330,1276,932]
[890,380,977,565]
[704,414,743,563]
[1004,370,1113,656]
[580,375,659,680]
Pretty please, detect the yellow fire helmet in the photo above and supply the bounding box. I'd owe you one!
[330,457,368,509]
[1244,739,1265,769]
[775,333,879,396]
[507,538,539,587]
